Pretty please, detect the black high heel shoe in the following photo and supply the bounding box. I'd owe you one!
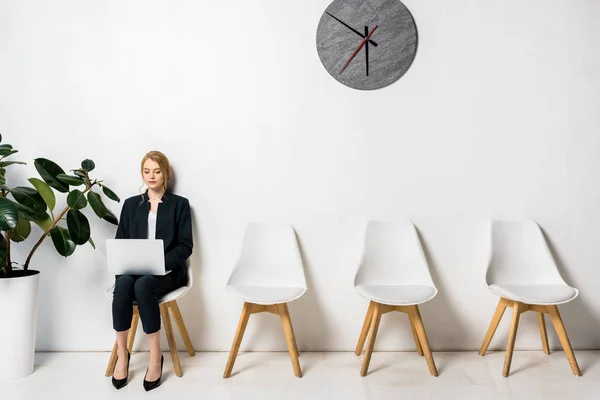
[143,355,164,392]
[111,352,130,390]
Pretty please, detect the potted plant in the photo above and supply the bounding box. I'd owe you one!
[0,133,120,379]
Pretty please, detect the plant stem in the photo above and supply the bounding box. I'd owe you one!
[4,231,10,277]
[23,205,69,271]
[1,180,10,277]
[23,186,93,270]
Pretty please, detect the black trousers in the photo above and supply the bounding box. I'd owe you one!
[112,274,180,334]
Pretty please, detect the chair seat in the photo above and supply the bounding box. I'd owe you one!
[355,284,437,306]
[104,285,190,304]
[226,284,306,304]
[488,283,578,305]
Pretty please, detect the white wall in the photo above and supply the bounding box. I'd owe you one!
[1,0,600,352]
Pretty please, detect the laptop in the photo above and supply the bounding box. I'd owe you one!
[106,239,166,275]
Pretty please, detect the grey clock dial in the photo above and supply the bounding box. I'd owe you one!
[316,0,418,90]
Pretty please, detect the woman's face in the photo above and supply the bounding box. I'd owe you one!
[142,159,164,191]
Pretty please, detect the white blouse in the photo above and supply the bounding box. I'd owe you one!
[147,211,157,240]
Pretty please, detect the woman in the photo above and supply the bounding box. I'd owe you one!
[111,151,193,391]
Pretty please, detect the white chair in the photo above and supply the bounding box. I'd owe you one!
[479,220,581,377]
[104,264,196,378]
[223,223,307,378]
[354,221,438,377]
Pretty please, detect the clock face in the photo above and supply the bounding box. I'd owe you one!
[316,0,418,90]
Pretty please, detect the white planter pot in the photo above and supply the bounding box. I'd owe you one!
[0,270,40,379]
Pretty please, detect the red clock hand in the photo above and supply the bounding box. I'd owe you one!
[338,24,378,75]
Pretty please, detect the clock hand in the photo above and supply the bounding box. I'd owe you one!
[339,25,378,75]
[365,26,369,77]
[326,12,378,47]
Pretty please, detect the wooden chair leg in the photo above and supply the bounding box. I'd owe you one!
[105,341,118,376]
[355,301,375,356]
[223,302,253,378]
[410,305,438,376]
[160,303,182,377]
[409,314,424,356]
[547,305,581,376]
[105,307,139,377]
[285,306,300,360]
[168,301,196,356]
[360,302,383,377]
[537,312,550,355]
[480,298,508,355]
[292,333,300,359]
[502,301,521,377]
[277,303,302,378]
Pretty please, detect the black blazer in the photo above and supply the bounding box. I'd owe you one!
[115,191,193,287]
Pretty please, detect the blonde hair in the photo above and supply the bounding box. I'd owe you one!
[141,151,172,192]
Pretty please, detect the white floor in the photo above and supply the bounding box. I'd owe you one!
[1,351,598,399]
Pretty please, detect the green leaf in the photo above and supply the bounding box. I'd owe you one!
[13,202,46,221]
[33,213,52,231]
[66,189,88,210]
[72,169,88,178]
[0,234,6,270]
[34,158,69,193]
[11,200,52,231]
[10,186,47,214]
[102,185,120,203]
[10,218,31,242]
[88,236,96,249]
[56,174,84,187]
[12,200,52,231]
[1,150,19,158]
[0,160,25,167]
[87,191,108,218]
[0,175,5,186]
[0,144,13,157]
[81,159,95,172]
[66,209,90,245]
[28,177,56,212]
[0,149,17,157]
[103,209,119,225]
[50,226,76,257]
[0,197,19,230]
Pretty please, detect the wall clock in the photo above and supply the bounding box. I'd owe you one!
[316,0,418,90]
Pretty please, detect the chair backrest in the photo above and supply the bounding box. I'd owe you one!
[486,220,567,286]
[227,223,307,289]
[185,260,193,289]
[355,221,436,287]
